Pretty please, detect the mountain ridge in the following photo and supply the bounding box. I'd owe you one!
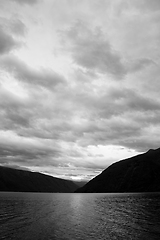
[75,148,160,193]
[0,166,78,193]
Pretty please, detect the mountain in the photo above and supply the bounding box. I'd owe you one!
[0,166,78,193]
[75,148,160,193]
[72,181,88,188]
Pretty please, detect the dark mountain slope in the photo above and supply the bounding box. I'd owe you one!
[0,166,78,193]
[75,148,160,193]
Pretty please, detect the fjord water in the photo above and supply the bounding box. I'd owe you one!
[0,193,160,240]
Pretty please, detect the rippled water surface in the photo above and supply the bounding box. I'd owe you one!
[0,192,160,240]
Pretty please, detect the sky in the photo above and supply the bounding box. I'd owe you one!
[0,0,160,181]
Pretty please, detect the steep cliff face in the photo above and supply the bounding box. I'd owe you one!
[0,166,78,193]
[75,148,160,193]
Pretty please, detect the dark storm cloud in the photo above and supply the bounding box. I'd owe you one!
[0,56,66,89]
[0,26,20,54]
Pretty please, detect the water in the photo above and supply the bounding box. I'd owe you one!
[0,192,160,240]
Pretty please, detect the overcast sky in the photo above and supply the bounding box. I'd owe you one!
[0,0,160,181]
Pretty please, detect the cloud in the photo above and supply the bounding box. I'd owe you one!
[63,85,160,152]
[0,55,160,173]
[0,55,66,89]
[0,26,20,54]
[109,1,160,62]
[60,21,126,79]
[0,17,27,37]
[108,87,160,112]
[10,19,27,36]
[0,0,160,180]
[135,0,160,12]
[126,58,154,73]
[0,130,62,167]
[60,21,154,79]
[6,0,38,5]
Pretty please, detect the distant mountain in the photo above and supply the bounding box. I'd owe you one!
[0,166,78,193]
[75,148,160,193]
[73,181,88,188]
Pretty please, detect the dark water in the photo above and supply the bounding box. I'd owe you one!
[0,192,160,240]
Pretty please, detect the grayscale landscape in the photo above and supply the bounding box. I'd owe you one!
[0,0,160,239]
